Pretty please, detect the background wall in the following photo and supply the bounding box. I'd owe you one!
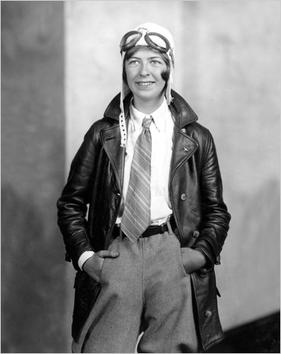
[65,0,280,333]
[2,1,280,352]
[1,2,67,352]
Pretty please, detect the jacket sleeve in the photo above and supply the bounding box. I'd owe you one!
[57,123,101,270]
[193,130,231,265]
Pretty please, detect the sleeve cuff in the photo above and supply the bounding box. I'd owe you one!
[193,246,213,268]
[78,251,95,270]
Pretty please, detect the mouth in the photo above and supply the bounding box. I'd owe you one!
[135,81,155,87]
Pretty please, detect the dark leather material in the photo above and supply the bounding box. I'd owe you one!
[72,271,101,341]
[57,90,231,350]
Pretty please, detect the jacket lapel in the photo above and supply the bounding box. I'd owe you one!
[101,125,125,193]
[169,127,198,182]
[101,90,199,191]
[168,91,199,181]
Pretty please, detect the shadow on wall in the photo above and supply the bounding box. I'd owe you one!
[1,2,67,351]
[1,184,67,353]
[208,312,280,353]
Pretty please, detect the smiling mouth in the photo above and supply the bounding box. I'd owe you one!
[136,81,155,86]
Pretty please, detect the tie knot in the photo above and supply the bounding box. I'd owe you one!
[142,116,152,130]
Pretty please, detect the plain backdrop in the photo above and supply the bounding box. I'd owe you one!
[2,1,280,352]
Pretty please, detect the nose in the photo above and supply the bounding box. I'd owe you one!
[139,62,149,77]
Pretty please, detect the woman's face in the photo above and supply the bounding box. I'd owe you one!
[124,47,167,110]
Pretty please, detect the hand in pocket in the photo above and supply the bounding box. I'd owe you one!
[181,247,206,274]
[83,250,119,282]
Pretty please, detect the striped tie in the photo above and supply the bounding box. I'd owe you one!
[121,116,152,242]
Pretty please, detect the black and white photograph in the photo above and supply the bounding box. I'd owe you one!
[1,1,280,352]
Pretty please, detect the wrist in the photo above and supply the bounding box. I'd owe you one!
[78,251,95,270]
[194,247,212,268]
[194,249,207,267]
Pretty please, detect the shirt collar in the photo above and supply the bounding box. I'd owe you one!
[129,98,171,131]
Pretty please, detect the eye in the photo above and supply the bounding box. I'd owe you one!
[150,59,164,66]
[127,59,140,66]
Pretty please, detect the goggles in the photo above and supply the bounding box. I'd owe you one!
[120,29,172,55]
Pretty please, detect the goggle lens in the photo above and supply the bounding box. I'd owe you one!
[120,31,142,52]
[145,32,170,52]
[120,30,171,54]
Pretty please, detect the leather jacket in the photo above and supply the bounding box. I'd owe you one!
[57,90,231,351]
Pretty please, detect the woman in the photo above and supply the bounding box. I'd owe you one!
[57,22,231,353]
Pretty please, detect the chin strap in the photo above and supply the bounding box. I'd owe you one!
[119,111,127,148]
[119,51,128,148]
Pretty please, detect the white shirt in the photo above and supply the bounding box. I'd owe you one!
[78,98,174,269]
[119,99,173,223]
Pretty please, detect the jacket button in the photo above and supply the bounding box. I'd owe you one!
[180,193,187,201]
[200,268,208,275]
[205,310,212,318]
[193,230,199,238]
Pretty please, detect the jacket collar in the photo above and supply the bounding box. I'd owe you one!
[103,90,198,128]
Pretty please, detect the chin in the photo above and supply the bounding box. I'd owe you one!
[135,90,160,101]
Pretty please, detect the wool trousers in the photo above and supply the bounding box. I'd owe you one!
[72,231,199,353]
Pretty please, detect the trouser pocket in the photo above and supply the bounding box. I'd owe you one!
[178,246,190,277]
[168,231,190,278]
[99,236,120,284]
